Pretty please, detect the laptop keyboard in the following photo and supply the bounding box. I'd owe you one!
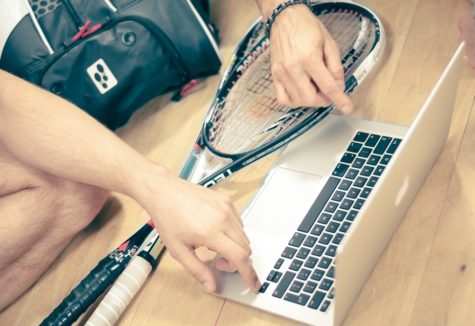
[259,131,402,312]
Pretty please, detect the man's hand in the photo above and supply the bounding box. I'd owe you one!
[257,1,354,113]
[134,164,260,294]
[459,12,475,69]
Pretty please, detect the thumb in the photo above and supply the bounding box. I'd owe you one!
[171,244,216,293]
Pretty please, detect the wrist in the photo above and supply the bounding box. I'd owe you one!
[262,0,311,36]
[127,158,171,207]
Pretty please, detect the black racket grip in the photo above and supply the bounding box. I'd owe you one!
[40,256,127,326]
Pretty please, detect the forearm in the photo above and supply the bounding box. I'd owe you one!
[0,69,163,198]
[255,0,285,19]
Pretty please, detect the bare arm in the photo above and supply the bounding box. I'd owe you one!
[0,69,259,293]
[255,0,354,113]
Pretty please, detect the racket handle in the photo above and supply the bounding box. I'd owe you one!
[85,252,155,326]
[40,257,127,326]
[40,222,154,326]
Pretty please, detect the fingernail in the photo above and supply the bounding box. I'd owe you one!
[201,281,212,293]
[341,105,353,115]
[255,280,262,292]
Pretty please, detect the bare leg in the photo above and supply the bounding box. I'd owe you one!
[0,144,108,311]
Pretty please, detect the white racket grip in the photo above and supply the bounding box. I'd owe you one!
[85,255,153,326]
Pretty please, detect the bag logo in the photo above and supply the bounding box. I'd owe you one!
[87,59,118,94]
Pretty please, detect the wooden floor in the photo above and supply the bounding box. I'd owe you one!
[2,0,475,325]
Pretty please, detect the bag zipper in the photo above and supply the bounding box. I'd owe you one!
[61,0,84,28]
[22,16,190,81]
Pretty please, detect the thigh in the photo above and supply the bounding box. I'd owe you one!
[0,143,53,198]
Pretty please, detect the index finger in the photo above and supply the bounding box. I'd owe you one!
[307,57,353,114]
[211,235,260,292]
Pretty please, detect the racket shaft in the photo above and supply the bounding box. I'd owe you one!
[40,223,153,326]
[85,254,153,326]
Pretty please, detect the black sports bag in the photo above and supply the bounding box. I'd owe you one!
[0,0,221,129]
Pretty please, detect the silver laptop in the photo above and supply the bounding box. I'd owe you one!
[211,43,465,325]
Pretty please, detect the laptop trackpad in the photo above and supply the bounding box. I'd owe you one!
[244,167,323,238]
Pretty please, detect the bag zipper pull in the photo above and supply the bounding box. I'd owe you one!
[72,20,102,42]
[172,79,203,102]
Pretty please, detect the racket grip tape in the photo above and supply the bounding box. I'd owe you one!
[40,222,154,326]
[85,253,155,326]
[39,256,128,326]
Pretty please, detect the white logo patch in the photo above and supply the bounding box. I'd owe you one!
[87,59,118,94]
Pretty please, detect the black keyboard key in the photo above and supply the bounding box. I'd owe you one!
[303,281,318,293]
[367,176,379,187]
[334,210,347,221]
[347,142,362,153]
[284,293,300,304]
[267,270,277,282]
[312,244,325,256]
[303,236,318,248]
[289,232,306,247]
[331,190,345,202]
[351,157,366,169]
[367,155,381,166]
[338,179,352,190]
[324,201,338,213]
[374,136,392,155]
[358,147,372,158]
[298,177,340,232]
[344,168,358,180]
[317,213,332,224]
[381,154,392,165]
[308,291,326,309]
[374,165,385,176]
[339,198,354,210]
[354,199,365,210]
[341,152,356,164]
[284,293,310,306]
[272,271,283,283]
[282,246,297,259]
[332,163,350,177]
[341,153,357,164]
[347,210,358,221]
[354,176,368,188]
[304,256,318,269]
[296,247,310,259]
[319,278,334,291]
[259,282,270,293]
[339,221,352,233]
[387,138,402,154]
[325,221,340,233]
[327,266,335,279]
[332,233,345,245]
[290,281,304,292]
[310,269,325,281]
[328,287,335,299]
[297,268,312,281]
[310,224,324,236]
[289,259,304,271]
[361,187,372,199]
[318,257,332,269]
[347,187,361,199]
[272,271,296,298]
[320,300,331,312]
[361,165,374,177]
[354,131,369,142]
[365,134,380,147]
[274,258,284,269]
[325,245,337,257]
[318,233,332,245]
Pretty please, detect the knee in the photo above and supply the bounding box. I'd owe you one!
[39,179,108,235]
[57,181,109,233]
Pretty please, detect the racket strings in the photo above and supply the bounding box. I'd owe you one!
[207,9,377,156]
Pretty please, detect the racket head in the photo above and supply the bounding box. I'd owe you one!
[182,1,385,185]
